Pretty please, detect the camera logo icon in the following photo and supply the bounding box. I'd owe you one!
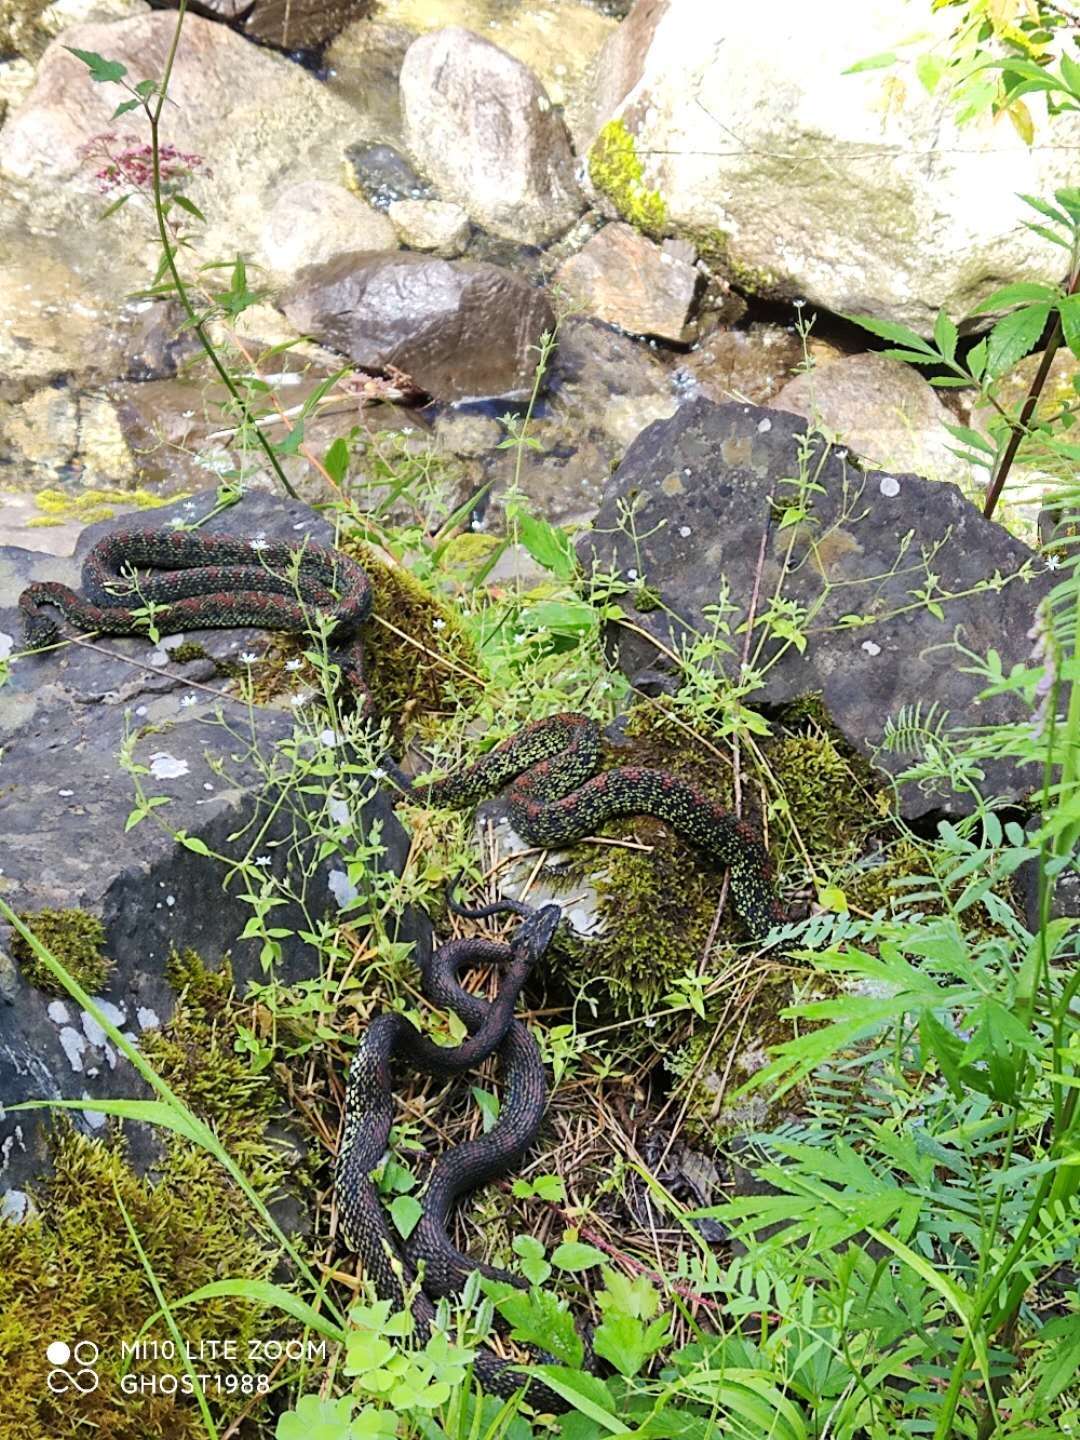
[46,1340,100,1394]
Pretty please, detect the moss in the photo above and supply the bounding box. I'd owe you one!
[167,641,209,665]
[768,731,883,865]
[588,120,667,237]
[0,953,287,1440]
[12,908,111,994]
[686,227,785,300]
[344,539,481,735]
[28,487,182,528]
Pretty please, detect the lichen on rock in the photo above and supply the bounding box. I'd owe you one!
[588,119,667,238]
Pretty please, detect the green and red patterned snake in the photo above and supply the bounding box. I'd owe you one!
[19,526,780,1407]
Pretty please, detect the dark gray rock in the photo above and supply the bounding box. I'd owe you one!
[577,397,1052,815]
[282,250,556,402]
[0,487,425,1197]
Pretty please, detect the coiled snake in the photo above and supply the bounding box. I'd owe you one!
[19,526,781,1407]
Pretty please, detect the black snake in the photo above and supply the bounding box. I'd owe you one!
[19,526,782,1406]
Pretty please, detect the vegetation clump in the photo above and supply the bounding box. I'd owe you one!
[12,908,111,994]
[0,954,287,1440]
[588,119,668,237]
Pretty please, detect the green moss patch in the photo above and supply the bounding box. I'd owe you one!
[0,954,288,1440]
[12,909,111,994]
[588,119,667,238]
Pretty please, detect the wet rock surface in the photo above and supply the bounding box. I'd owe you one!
[400,26,584,245]
[577,396,1052,814]
[389,197,470,257]
[281,249,556,402]
[345,140,435,210]
[556,221,703,342]
[0,488,422,1193]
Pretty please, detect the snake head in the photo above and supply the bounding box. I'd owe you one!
[512,903,562,965]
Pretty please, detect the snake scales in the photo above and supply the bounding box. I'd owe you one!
[19,525,780,1407]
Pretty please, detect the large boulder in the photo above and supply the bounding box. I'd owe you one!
[581,0,1080,332]
[577,397,1052,814]
[0,11,364,275]
[772,351,971,487]
[399,26,584,245]
[281,250,556,402]
[0,489,424,1196]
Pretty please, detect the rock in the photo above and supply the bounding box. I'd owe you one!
[583,0,1080,332]
[260,180,397,279]
[281,250,556,403]
[772,352,970,486]
[0,487,424,1191]
[242,0,370,50]
[388,198,470,257]
[344,140,435,210]
[0,12,363,271]
[467,316,678,526]
[679,325,806,406]
[556,221,702,343]
[325,25,414,149]
[399,26,584,245]
[367,0,616,110]
[576,396,1052,814]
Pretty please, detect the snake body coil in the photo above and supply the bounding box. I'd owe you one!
[19,528,374,706]
[415,712,781,939]
[335,909,564,1407]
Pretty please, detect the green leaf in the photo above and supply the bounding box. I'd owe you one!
[986,304,1049,378]
[593,1311,670,1378]
[933,310,958,365]
[1060,294,1080,360]
[389,1193,423,1239]
[1060,52,1080,103]
[551,1240,606,1272]
[487,1284,585,1368]
[275,422,306,457]
[140,1279,345,1347]
[112,97,140,118]
[971,281,1058,314]
[915,53,944,93]
[527,1368,626,1430]
[173,194,207,223]
[276,1393,357,1440]
[324,437,350,486]
[846,315,936,354]
[470,1085,500,1132]
[510,508,578,581]
[65,46,127,83]
[9,1096,209,1146]
[843,51,897,74]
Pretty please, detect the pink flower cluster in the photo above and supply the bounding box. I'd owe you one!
[78,132,208,195]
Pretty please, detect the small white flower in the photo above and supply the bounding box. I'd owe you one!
[180,693,197,708]
[254,854,272,867]
[432,618,446,631]
[879,476,900,498]
[291,692,310,707]
[679,525,692,538]
[793,297,807,308]
[627,568,638,581]
[1046,554,1062,570]
[239,651,257,664]
[284,658,303,671]
[319,729,337,747]
[249,536,268,552]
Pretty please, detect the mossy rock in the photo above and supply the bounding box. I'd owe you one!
[347,539,481,732]
[11,909,111,995]
[0,953,289,1439]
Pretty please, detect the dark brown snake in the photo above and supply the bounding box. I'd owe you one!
[19,527,781,1408]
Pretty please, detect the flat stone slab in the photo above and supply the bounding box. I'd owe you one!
[0,487,423,1196]
[577,397,1052,815]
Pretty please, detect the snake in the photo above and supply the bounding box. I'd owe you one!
[335,904,570,1409]
[18,527,375,711]
[398,712,782,941]
[19,528,782,1402]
